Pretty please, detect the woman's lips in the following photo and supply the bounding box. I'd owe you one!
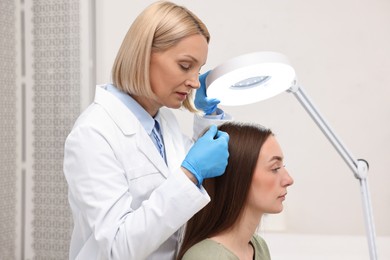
[278,193,287,200]
[176,92,188,100]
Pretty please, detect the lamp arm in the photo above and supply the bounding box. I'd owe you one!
[288,84,377,260]
[288,84,364,178]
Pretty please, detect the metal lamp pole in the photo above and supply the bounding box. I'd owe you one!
[288,84,378,260]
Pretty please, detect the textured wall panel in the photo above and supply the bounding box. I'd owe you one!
[0,0,17,259]
[31,0,81,258]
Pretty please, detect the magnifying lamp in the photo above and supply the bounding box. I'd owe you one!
[206,51,377,260]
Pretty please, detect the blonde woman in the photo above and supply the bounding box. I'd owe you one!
[63,2,230,259]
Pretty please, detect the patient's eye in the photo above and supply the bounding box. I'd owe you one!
[271,164,285,173]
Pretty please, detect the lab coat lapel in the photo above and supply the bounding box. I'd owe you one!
[94,86,169,178]
[135,128,170,178]
[159,115,183,171]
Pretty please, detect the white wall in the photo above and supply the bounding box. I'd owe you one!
[95,0,390,238]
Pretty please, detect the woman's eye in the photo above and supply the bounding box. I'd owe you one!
[271,164,286,173]
[180,64,191,71]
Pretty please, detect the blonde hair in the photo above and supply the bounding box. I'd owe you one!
[111,1,210,112]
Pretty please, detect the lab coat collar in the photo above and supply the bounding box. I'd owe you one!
[104,83,155,134]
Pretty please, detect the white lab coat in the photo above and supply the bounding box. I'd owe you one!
[63,85,230,260]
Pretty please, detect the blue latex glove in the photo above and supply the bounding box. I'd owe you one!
[182,125,229,186]
[195,71,220,115]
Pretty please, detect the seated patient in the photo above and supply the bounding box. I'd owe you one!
[177,121,294,260]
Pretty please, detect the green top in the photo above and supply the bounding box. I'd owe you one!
[181,235,271,260]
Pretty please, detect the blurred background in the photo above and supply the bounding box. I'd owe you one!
[1,0,389,259]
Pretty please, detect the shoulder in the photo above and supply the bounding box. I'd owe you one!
[181,239,238,260]
[252,234,271,260]
[69,103,126,136]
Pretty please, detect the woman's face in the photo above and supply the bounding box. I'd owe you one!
[247,136,294,214]
[148,34,208,114]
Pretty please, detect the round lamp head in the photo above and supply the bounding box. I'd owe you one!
[206,51,296,106]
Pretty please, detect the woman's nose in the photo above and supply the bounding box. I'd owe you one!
[185,73,200,89]
[282,169,294,187]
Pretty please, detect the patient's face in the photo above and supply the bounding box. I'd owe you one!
[247,136,294,214]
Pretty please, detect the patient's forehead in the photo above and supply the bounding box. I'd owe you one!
[258,136,284,164]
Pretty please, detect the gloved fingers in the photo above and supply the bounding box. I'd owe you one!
[195,70,222,113]
[199,70,211,89]
[201,125,218,139]
[204,98,220,115]
[206,98,220,106]
[215,130,229,142]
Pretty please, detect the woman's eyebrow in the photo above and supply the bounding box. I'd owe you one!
[182,54,205,66]
[268,156,283,162]
[182,54,198,62]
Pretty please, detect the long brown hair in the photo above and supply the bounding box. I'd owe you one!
[177,121,273,259]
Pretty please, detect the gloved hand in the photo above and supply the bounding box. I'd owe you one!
[182,125,229,186]
[194,71,220,115]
